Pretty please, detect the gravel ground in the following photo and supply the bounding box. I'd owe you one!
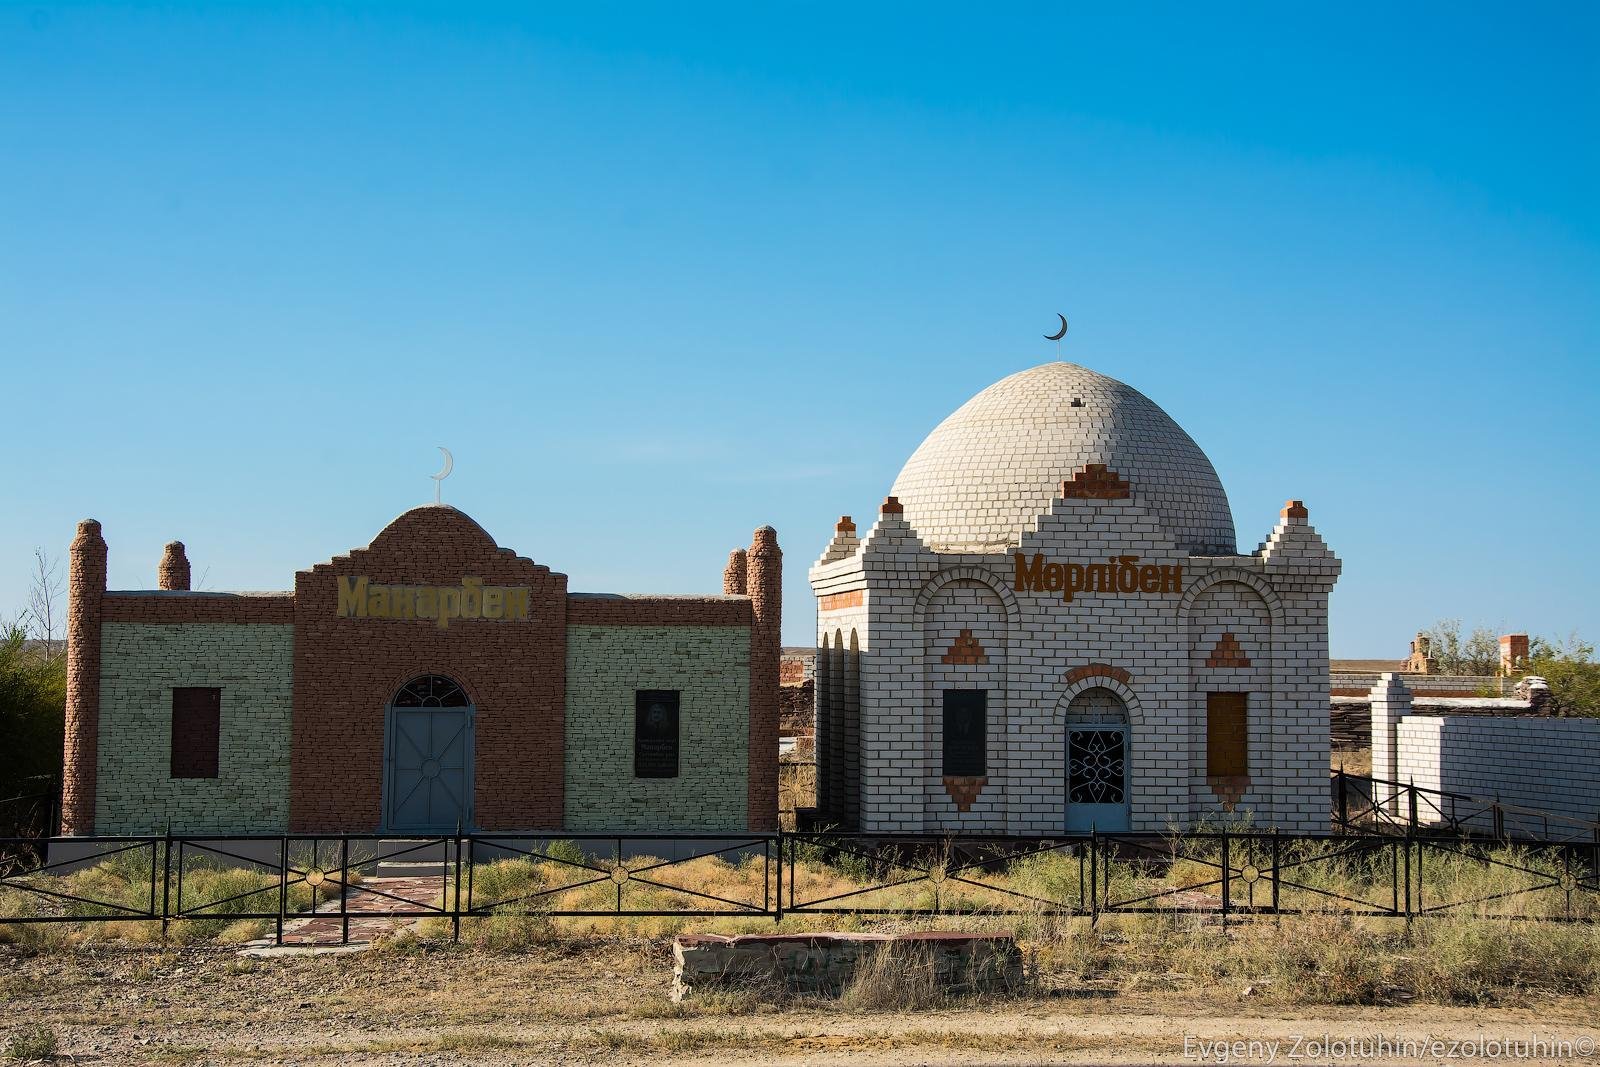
[2,940,1598,1065]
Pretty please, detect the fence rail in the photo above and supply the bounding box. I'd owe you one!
[3,827,1596,945]
[1333,769,1600,842]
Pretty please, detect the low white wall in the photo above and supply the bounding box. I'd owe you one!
[1397,716,1600,832]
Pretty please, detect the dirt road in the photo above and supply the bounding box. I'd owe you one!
[3,940,1597,1065]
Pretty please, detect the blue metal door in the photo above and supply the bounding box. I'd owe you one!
[384,705,473,833]
[1065,724,1130,832]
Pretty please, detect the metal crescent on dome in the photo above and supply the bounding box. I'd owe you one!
[1045,314,1068,342]
[431,446,454,505]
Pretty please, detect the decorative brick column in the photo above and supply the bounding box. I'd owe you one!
[62,519,108,835]
[722,549,747,596]
[814,633,833,818]
[1368,673,1412,815]
[158,541,191,591]
[746,527,781,830]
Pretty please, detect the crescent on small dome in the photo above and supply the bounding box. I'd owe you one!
[1045,314,1068,342]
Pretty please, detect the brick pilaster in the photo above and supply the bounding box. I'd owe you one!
[746,527,781,830]
[62,519,108,835]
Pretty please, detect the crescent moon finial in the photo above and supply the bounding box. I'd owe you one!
[431,446,454,505]
[1044,313,1068,343]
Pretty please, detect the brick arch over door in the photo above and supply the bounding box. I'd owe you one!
[1055,675,1144,729]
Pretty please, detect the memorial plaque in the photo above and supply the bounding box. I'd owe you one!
[941,689,987,777]
[635,690,681,778]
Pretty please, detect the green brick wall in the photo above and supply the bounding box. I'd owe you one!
[96,623,294,834]
[564,626,749,831]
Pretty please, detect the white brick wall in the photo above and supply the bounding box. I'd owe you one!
[1397,715,1600,830]
[810,497,1339,834]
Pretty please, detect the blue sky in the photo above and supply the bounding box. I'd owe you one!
[2,3,1595,653]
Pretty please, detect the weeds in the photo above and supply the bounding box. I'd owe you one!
[4,1025,56,1062]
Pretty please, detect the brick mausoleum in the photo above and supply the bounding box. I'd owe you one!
[809,361,1342,834]
[60,506,780,836]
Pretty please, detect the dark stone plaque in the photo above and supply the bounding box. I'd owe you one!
[941,689,987,777]
[635,690,680,778]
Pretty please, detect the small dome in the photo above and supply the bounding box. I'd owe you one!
[890,362,1236,554]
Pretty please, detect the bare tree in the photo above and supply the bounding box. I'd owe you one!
[26,547,65,663]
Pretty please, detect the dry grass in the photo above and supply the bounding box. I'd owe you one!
[1333,747,1372,775]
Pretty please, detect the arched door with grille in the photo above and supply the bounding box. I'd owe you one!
[1064,686,1131,832]
[383,675,474,833]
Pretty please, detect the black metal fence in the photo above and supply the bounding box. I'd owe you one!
[3,827,1596,945]
[1332,769,1600,842]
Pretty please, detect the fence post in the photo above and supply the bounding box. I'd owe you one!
[340,836,350,946]
[1407,780,1418,833]
[276,836,288,947]
[1337,767,1348,831]
[1493,797,1505,842]
[1220,827,1230,928]
[1089,830,1099,928]
[773,832,784,924]
[1402,825,1412,923]
[1270,827,1281,918]
[452,824,463,944]
[160,827,172,940]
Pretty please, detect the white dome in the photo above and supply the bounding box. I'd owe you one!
[890,362,1236,555]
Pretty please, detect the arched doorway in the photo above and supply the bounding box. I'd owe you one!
[1064,687,1130,832]
[383,675,474,833]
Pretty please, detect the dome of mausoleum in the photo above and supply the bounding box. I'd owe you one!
[889,362,1236,554]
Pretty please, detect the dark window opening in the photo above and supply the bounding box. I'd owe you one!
[942,689,987,777]
[392,675,470,707]
[171,687,221,779]
[1206,692,1249,777]
[635,690,681,778]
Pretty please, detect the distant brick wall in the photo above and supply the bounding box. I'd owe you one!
[780,679,815,738]
[96,623,293,834]
[563,625,750,831]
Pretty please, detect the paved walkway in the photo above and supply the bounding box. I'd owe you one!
[276,873,451,945]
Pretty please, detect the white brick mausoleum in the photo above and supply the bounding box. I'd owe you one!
[808,361,1341,834]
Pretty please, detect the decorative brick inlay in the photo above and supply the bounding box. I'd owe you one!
[1281,499,1308,520]
[1059,463,1131,500]
[942,775,986,812]
[746,526,782,832]
[1064,663,1131,686]
[62,519,107,835]
[940,629,988,665]
[880,496,903,515]
[835,516,856,535]
[1208,774,1249,810]
[819,589,863,612]
[1205,632,1251,668]
[158,541,191,591]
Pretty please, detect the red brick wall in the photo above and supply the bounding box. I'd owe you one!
[289,506,570,833]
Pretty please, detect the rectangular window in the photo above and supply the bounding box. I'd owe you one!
[1206,692,1249,777]
[171,687,221,779]
[942,689,987,777]
[634,690,681,778]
